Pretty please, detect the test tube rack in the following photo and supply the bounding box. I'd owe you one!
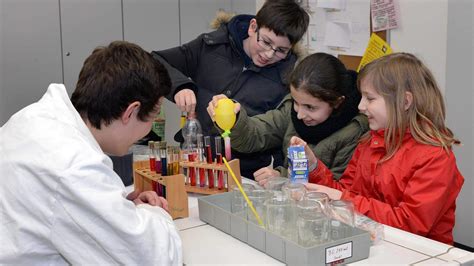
[179,158,242,195]
[133,160,189,220]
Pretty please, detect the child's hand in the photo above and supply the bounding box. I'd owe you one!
[253,167,280,186]
[304,183,342,200]
[207,94,241,121]
[174,88,196,113]
[289,136,318,169]
[127,190,170,212]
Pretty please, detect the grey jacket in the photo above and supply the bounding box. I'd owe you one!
[230,94,369,179]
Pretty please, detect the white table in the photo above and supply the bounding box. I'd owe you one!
[175,194,473,265]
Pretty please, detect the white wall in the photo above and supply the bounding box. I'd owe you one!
[0,0,4,122]
[445,0,473,248]
[390,0,448,93]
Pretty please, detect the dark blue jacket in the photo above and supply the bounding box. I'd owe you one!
[152,14,298,178]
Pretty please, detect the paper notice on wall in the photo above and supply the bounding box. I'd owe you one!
[304,0,370,56]
[317,0,347,11]
[324,21,351,49]
[357,33,393,72]
[371,0,400,32]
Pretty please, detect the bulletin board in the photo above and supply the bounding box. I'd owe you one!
[299,0,388,71]
[338,30,387,71]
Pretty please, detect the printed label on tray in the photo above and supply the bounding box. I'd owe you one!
[325,241,352,264]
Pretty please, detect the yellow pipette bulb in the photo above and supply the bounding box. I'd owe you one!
[214,98,236,137]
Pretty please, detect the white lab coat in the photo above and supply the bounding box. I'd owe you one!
[0,84,182,265]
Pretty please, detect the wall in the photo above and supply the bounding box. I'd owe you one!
[0,0,4,121]
[446,0,473,248]
[390,0,448,92]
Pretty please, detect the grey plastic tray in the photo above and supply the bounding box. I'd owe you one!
[198,192,371,265]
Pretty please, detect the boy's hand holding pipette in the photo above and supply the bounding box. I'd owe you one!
[206,94,240,121]
[174,89,197,113]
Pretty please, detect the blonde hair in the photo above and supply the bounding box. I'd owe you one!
[358,53,459,162]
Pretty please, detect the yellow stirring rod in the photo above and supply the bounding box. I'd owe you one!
[223,158,264,227]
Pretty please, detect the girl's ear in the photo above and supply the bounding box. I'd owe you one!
[334,96,346,109]
[404,91,413,111]
[121,101,141,124]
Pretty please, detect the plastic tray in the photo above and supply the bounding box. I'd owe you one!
[198,192,371,265]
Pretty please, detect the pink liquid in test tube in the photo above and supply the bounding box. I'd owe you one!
[224,136,232,161]
[215,136,224,190]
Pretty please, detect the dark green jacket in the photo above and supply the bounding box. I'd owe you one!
[230,95,369,179]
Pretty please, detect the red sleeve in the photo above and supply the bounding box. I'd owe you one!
[341,149,463,239]
[308,144,362,190]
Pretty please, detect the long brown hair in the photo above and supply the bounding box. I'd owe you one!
[358,53,459,161]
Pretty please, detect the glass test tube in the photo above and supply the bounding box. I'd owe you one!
[204,136,214,189]
[160,142,167,176]
[154,141,162,174]
[215,136,225,190]
[148,141,156,172]
[197,134,206,187]
[173,147,180,176]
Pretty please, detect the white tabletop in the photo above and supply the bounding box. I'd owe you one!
[174,194,473,266]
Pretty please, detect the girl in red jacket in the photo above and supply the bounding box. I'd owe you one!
[292,53,464,244]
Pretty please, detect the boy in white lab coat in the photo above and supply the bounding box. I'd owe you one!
[0,41,182,265]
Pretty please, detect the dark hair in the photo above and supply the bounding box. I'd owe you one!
[71,41,171,129]
[255,0,309,44]
[290,53,350,108]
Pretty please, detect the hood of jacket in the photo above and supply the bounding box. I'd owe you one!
[209,11,306,59]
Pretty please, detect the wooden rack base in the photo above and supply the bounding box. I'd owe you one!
[179,158,242,195]
[133,161,189,220]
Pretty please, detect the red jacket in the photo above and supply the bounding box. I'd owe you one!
[309,130,464,244]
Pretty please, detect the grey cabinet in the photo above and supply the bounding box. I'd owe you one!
[0,0,256,130]
[0,0,63,125]
[179,0,256,44]
[122,0,179,52]
[180,0,232,44]
[122,0,181,145]
[60,0,123,95]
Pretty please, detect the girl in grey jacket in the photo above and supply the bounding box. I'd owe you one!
[207,53,369,183]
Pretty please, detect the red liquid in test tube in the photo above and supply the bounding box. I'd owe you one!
[204,136,214,189]
[197,134,206,187]
[217,154,224,189]
[148,141,156,172]
[189,152,197,186]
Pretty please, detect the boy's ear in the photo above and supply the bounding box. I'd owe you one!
[248,18,258,36]
[404,91,413,111]
[121,101,141,124]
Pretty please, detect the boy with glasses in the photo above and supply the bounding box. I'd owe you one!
[152,0,309,178]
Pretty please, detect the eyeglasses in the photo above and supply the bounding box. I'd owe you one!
[256,29,291,59]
